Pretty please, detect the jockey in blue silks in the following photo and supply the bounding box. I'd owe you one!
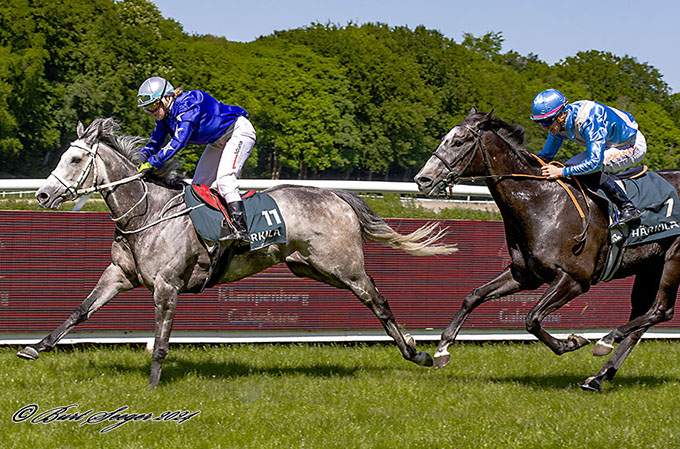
[531,88,646,227]
[137,76,256,245]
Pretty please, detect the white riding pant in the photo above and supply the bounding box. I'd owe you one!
[566,130,647,174]
[192,116,256,203]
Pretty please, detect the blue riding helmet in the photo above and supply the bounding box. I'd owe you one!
[530,89,568,125]
[137,76,175,107]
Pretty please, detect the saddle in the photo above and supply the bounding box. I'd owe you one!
[189,184,241,238]
[184,184,287,291]
[588,168,680,282]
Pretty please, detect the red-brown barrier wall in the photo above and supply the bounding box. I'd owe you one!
[1,210,678,335]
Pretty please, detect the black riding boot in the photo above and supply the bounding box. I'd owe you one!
[600,174,642,228]
[218,200,250,246]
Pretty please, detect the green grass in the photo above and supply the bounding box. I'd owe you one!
[2,341,679,448]
[364,193,502,221]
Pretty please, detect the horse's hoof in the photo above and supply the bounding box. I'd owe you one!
[592,340,614,357]
[568,333,590,349]
[414,351,433,367]
[580,376,602,392]
[17,346,40,360]
[433,350,450,370]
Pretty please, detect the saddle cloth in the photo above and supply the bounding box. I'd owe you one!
[616,171,680,246]
[183,185,287,251]
[599,171,680,282]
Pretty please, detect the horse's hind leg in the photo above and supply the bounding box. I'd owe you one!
[592,265,662,357]
[286,256,431,366]
[148,277,180,387]
[351,274,434,366]
[582,242,680,391]
[17,263,135,360]
[581,329,645,392]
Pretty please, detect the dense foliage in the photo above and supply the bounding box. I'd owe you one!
[2,0,679,180]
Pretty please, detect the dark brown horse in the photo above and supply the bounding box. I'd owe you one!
[414,107,680,391]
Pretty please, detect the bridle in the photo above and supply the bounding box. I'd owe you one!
[429,123,590,251]
[48,138,202,234]
[48,139,148,222]
[431,124,488,187]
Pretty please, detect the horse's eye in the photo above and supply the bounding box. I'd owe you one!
[71,157,82,164]
[453,140,463,147]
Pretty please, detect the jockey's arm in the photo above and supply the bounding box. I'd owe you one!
[562,118,607,177]
[140,122,168,160]
[537,133,563,161]
[147,120,195,169]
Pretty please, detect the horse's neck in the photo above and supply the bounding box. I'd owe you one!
[482,134,544,223]
[95,148,161,224]
[483,133,539,178]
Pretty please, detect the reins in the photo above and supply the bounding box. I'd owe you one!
[433,126,590,252]
[51,138,197,235]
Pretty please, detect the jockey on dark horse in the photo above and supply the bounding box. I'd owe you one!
[136,76,255,246]
[531,88,645,227]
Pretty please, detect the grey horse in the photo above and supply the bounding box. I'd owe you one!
[17,118,457,386]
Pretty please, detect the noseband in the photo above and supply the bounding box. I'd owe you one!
[431,124,490,187]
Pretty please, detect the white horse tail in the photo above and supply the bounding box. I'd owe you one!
[329,189,457,257]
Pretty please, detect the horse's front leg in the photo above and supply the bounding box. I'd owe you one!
[434,266,535,369]
[148,276,180,387]
[17,263,135,360]
[524,269,590,355]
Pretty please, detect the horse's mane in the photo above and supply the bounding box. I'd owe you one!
[482,114,544,169]
[82,118,183,186]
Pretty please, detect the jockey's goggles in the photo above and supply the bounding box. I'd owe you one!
[538,117,557,127]
[142,100,162,113]
[137,93,156,107]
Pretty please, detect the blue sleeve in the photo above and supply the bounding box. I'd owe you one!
[147,104,201,169]
[140,122,168,160]
[537,133,564,160]
[147,120,196,169]
[563,118,606,176]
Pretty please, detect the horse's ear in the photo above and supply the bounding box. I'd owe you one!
[466,106,478,119]
[76,121,85,138]
[486,108,495,119]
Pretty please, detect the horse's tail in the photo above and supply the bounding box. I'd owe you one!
[329,189,457,256]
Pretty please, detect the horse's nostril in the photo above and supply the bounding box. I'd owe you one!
[417,176,431,186]
[36,192,48,202]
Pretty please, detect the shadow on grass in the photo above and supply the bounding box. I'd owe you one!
[94,353,388,384]
[477,373,680,391]
[159,358,367,383]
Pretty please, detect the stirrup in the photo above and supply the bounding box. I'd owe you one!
[610,208,642,229]
[218,230,250,247]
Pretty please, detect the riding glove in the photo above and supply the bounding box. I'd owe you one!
[138,162,153,173]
